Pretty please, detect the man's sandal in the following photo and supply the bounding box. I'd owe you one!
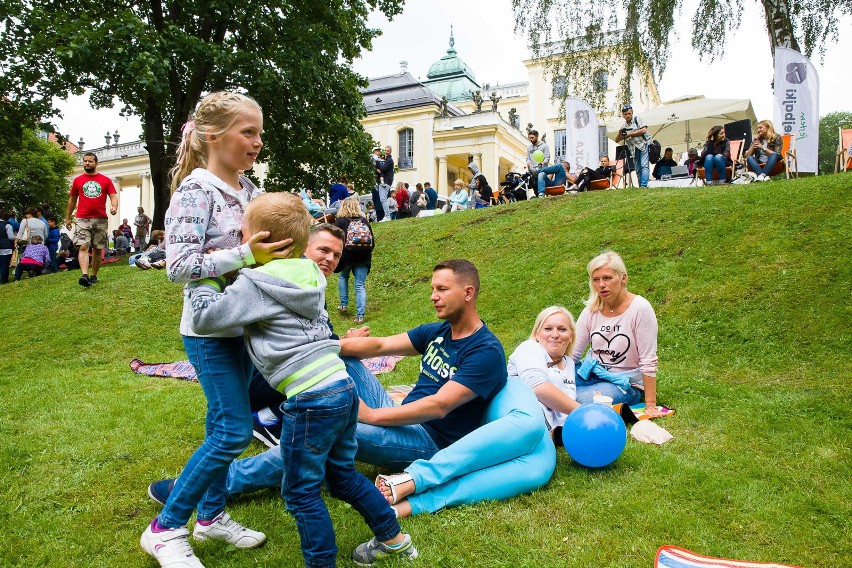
[375,473,414,505]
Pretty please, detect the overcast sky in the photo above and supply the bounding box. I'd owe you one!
[54,0,850,148]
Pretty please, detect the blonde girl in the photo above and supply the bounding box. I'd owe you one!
[744,119,783,181]
[141,92,291,567]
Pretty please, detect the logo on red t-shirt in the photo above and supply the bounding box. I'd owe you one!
[82,181,103,198]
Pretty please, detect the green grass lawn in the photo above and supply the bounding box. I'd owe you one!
[1,175,850,567]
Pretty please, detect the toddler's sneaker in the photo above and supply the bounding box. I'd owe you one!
[192,511,266,549]
[148,478,176,506]
[140,520,204,568]
[352,533,418,566]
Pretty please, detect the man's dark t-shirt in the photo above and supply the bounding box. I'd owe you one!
[406,321,507,448]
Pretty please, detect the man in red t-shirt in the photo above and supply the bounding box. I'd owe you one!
[66,152,118,287]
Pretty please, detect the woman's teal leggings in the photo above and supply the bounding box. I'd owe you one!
[405,378,556,515]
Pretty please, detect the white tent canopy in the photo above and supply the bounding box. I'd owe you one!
[606,96,758,151]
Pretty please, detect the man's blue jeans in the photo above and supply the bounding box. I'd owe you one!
[226,358,439,496]
[338,265,368,318]
[537,163,567,195]
[704,154,727,182]
[280,377,400,568]
[634,146,650,187]
[747,152,781,176]
[159,336,254,527]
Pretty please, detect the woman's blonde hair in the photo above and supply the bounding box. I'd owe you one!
[758,120,778,143]
[338,196,363,219]
[453,179,464,189]
[529,305,576,356]
[584,250,628,313]
[169,91,262,192]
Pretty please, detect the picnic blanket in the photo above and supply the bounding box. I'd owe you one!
[631,403,676,420]
[130,355,405,382]
[656,545,802,568]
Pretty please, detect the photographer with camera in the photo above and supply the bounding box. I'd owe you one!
[615,104,651,188]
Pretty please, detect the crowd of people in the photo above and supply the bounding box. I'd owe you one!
[121,91,667,568]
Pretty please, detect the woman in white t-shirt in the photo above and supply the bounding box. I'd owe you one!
[571,251,663,417]
[508,306,580,433]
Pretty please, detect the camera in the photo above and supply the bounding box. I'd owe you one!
[619,127,632,137]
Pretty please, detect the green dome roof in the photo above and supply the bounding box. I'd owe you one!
[424,27,480,102]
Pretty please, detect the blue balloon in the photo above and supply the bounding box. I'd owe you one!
[561,404,627,468]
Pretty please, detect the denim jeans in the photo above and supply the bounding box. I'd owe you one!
[747,152,781,176]
[280,377,400,568]
[159,336,254,527]
[575,375,642,406]
[634,146,650,187]
[227,358,439,496]
[704,154,727,182]
[338,265,368,318]
[537,163,567,195]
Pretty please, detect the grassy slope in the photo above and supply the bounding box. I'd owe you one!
[1,175,850,567]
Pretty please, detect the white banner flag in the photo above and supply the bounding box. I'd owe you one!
[773,47,819,173]
[564,98,600,172]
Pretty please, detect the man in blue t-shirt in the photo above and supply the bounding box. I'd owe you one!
[339,259,507,467]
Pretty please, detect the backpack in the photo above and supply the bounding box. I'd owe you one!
[648,139,662,164]
[416,193,427,209]
[344,218,373,251]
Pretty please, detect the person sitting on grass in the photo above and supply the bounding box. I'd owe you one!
[189,192,417,568]
[135,230,166,270]
[112,230,130,255]
[13,234,50,281]
[571,251,664,416]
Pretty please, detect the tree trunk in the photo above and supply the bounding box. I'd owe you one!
[144,100,172,231]
[760,0,800,57]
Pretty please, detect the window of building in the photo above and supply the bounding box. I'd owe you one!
[593,70,608,93]
[552,76,567,98]
[554,129,567,163]
[398,128,414,169]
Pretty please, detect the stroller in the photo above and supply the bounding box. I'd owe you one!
[499,171,532,203]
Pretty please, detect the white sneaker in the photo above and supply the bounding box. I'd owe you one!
[192,511,266,549]
[141,523,205,568]
[758,174,767,182]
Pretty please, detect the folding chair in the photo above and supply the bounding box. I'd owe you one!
[589,159,624,190]
[835,128,852,174]
[765,133,798,178]
[696,139,743,185]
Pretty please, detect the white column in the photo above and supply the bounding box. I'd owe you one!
[437,156,448,197]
